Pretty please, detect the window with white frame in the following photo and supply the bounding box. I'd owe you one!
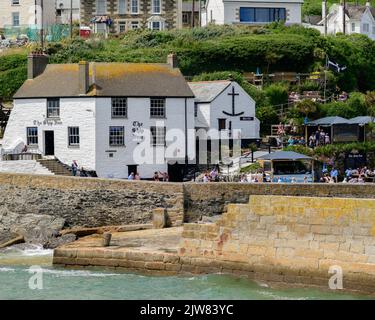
[152,0,161,13]
[96,0,106,14]
[351,23,355,32]
[12,0,20,5]
[150,126,166,146]
[194,104,198,117]
[12,12,19,26]
[150,98,165,118]
[118,0,126,14]
[27,127,38,146]
[47,98,60,118]
[363,23,370,32]
[131,0,138,13]
[111,97,127,117]
[130,21,139,29]
[109,126,125,146]
[68,127,80,146]
[118,21,126,33]
[150,21,161,30]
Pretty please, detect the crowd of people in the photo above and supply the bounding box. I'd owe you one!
[71,160,92,177]
[308,129,331,148]
[287,136,306,146]
[319,166,375,183]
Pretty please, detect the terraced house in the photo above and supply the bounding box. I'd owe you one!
[80,0,182,35]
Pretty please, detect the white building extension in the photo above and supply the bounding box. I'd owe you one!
[201,0,303,26]
[317,2,375,40]
[56,0,81,24]
[3,53,195,180]
[188,80,260,154]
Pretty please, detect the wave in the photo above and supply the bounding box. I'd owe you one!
[1,244,53,257]
[36,268,121,278]
[0,267,15,272]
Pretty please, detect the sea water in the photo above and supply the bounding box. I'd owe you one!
[0,245,372,300]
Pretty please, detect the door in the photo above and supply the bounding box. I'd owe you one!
[127,165,138,177]
[218,119,226,131]
[44,131,54,156]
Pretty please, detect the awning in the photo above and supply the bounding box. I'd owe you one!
[348,116,375,125]
[258,151,313,161]
[306,116,349,126]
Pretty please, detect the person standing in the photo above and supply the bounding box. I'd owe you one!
[330,168,338,183]
[128,172,135,180]
[71,160,78,176]
[135,172,141,180]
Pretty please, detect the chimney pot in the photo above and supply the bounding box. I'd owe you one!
[79,61,90,95]
[167,53,178,68]
[27,52,49,79]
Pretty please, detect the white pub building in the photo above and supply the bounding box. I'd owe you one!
[2,52,260,180]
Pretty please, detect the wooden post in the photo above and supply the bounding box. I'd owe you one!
[102,232,112,247]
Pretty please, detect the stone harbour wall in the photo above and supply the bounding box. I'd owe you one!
[0,173,184,229]
[183,182,375,221]
[179,195,375,293]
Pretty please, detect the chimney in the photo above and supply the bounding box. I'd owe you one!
[167,53,178,68]
[79,61,90,95]
[366,1,371,7]
[27,51,49,79]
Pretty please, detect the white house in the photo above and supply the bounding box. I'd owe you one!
[56,0,81,24]
[317,2,375,40]
[188,80,260,156]
[0,0,55,29]
[201,0,303,26]
[2,53,196,180]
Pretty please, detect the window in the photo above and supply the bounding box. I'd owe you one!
[363,23,370,33]
[194,104,198,117]
[96,0,106,14]
[12,0,20,5]
[373,26,375,34]
[150,126,166,146]
[118,0,126,14]
[130,21,139,29]
[118,21,126,33]
[153,0,161,13]
[150,98,165,118]
[12,12,19,26]
[109,126,125,146]
[96,22,107,34]
[131,0,138,13]
[68,127,80,146]
[47,98,60,118]
[27,127,38,145]
[182,12,189,24]
[351,23,355,32]
[111,97,127,117]
[218,119,226,130]
[239,7,286,23]
[151,21,160,30]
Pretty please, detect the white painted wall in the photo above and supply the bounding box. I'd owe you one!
[95,97,195,179]
[195,82,260,140]
[203,0,303,26]
[2,98,96,171]
[0,160,53,175]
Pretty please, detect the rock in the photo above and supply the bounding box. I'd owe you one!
[43,233,77,249]
[0,235,24,248]
[153,208,167,229]
[102,232,112,247]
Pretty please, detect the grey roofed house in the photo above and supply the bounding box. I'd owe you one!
[14,62,195,99]
[182,1,200,12]
[349,116,375,124]
[188,80,231,103]
[258,151,313,161]
[306,116,349,126]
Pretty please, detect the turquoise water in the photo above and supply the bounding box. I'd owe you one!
[0,245,372,300]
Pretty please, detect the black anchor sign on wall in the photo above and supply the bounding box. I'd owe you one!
[223,86,244,117]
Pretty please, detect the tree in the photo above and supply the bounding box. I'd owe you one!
[365,91,375,140]
[295,99,318,117]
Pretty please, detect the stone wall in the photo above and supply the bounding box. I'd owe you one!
[0,173,184,229]
[179,195,375,292]
[183,183,375,221]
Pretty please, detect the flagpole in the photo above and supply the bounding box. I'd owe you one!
[323,55,328,104]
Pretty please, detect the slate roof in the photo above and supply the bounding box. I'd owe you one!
[14,63,195,99]
[188,80,231,103]
[307,116,349,126]
[349,116,375,124]
[258,151,313,161]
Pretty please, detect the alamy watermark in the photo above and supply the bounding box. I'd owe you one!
[328,265,343,290]
[28,265,43,290]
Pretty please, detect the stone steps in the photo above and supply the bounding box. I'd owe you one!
[37,158,72,176]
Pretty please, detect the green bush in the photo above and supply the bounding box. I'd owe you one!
[0,66,27,99]
[264,83,289,107]
[0,54,27,72]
